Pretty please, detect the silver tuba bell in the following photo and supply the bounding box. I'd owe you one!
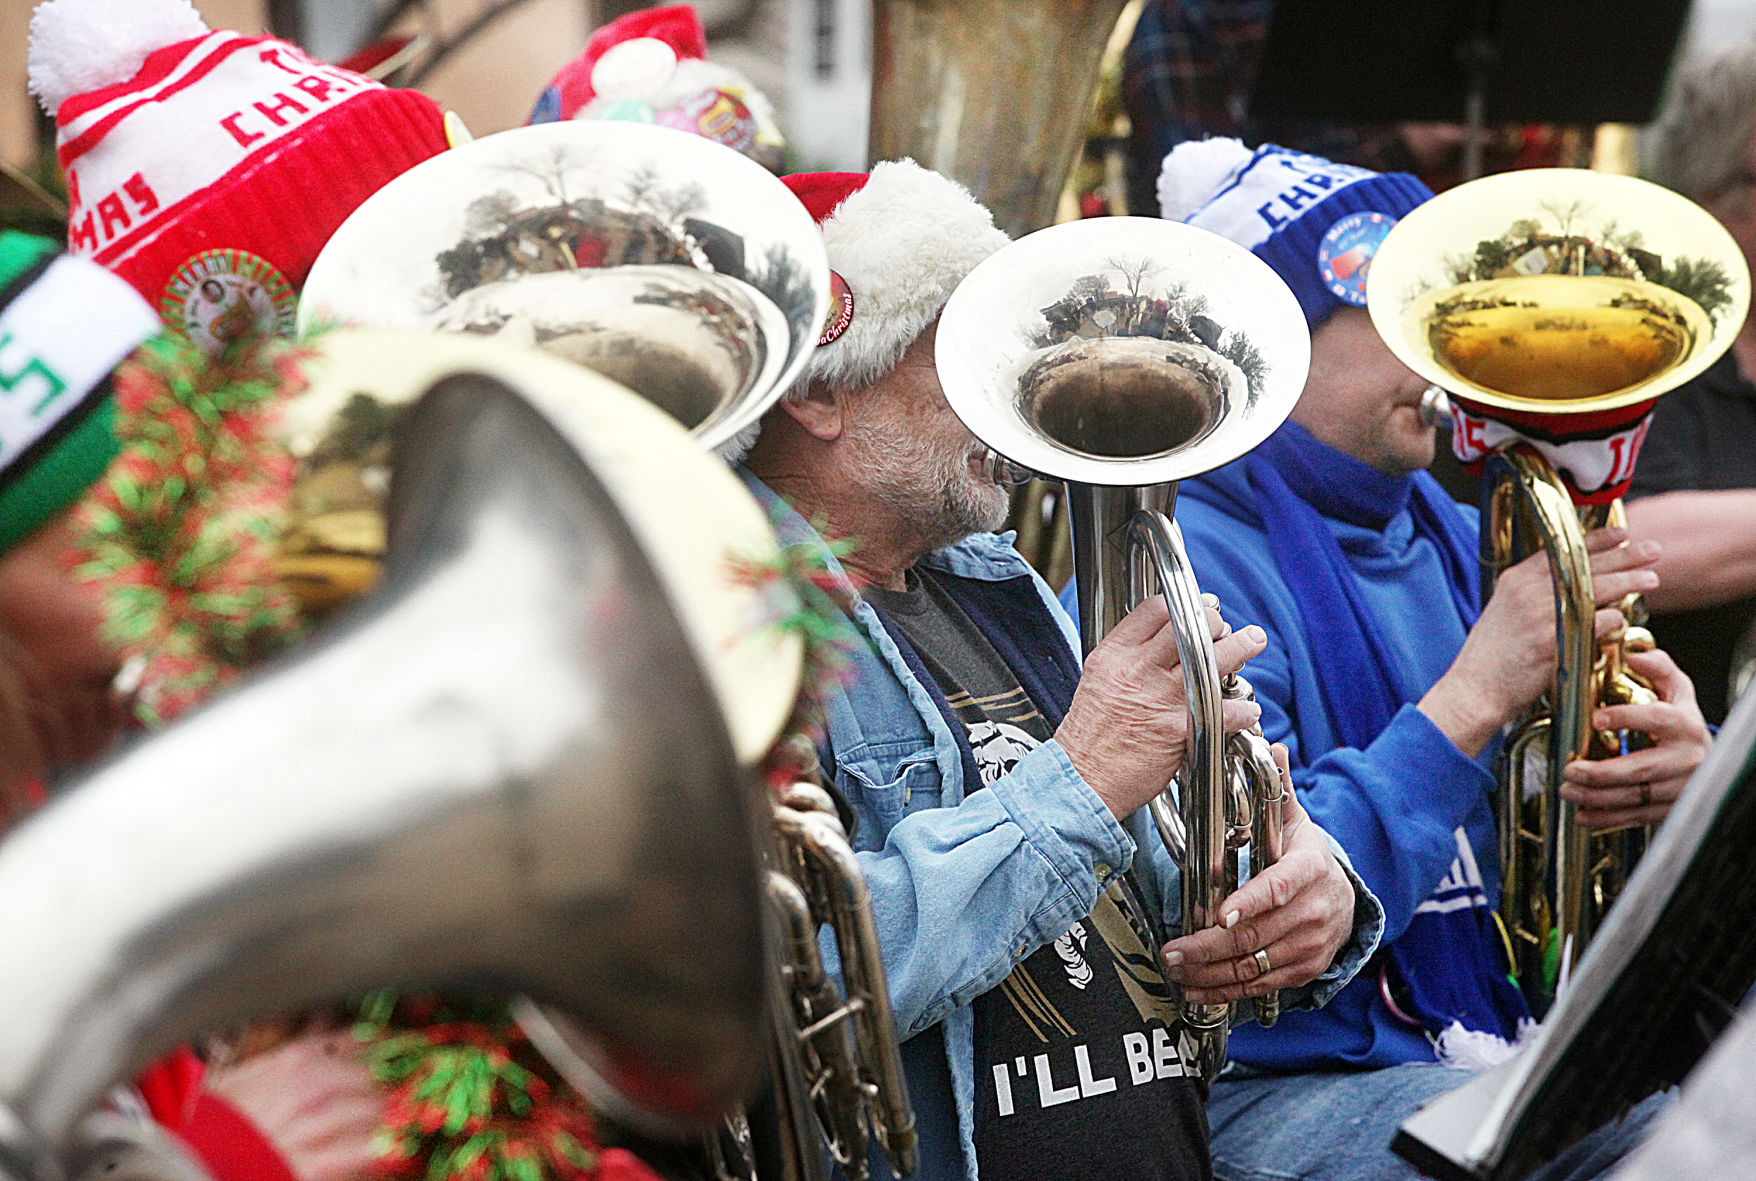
[299,121,829,453]
[937,216,1311,1078]
[0,341,807,1181]
[299,124,915,1178]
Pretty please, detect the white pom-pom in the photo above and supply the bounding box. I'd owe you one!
[1157,137,1254,222]
[1432,1019,1538,1071]
[28,0,209,115]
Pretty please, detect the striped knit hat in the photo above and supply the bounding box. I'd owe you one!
[1158,138,1433,328]
[27,0,453,355]
[0,233,161,554]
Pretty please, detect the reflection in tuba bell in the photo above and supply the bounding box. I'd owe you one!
[937,217,1312,1078]
[288,120,832,608]
[1368,167,1753,1004]
[0,344,802,1180]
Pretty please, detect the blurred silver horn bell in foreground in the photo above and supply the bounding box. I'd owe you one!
[0,341,804,1181]
[937,217,1311,1079]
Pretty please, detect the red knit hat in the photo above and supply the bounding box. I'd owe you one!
[528,4,783,171]
[28,0,454,354]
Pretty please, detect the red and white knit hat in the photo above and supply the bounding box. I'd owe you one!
[781,160,1010,393]
[529,4,783,172]
[28,0,454,354]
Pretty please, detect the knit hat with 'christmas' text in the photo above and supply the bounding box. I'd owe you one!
[1158,138,1433,329]
[28,0,454,354]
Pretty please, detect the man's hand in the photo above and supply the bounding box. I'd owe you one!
[204,1026,386,1181]
[1421,527,1661,757]
[1156,746,1356,1004]
[1560,647,1711,830]
[1057,594,1268,821]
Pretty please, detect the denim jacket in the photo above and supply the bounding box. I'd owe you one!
[742,474,1385,1181]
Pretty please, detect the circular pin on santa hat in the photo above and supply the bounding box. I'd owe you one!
[819,270,854,346]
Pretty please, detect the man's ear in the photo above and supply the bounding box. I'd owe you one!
[778,380,847,442]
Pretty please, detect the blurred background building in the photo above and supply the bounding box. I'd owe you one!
[7,0,1756,186]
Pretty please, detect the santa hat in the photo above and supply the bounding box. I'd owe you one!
[782,160,1010,393]
[1158,138,1433,328]
[528,4,784,172]
[28,0,453,354]
[0,232,161,554]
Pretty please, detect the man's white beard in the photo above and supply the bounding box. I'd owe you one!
[847,413,1011,552]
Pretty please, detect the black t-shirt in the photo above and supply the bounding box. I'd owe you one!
[867,568,1211,1181]
[1628,353,1756,725]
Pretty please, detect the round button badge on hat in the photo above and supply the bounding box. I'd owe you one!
[1317,211,1395,306]
[159,248,297,356]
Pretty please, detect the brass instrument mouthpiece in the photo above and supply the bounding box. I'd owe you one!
[1419,385,1451,429]
[983,448,1034,486]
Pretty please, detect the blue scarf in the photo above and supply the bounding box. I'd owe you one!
[1245,421,1528,1047]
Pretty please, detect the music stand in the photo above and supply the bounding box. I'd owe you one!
[1247,0,1690,178]
[1391,687,1756,1181]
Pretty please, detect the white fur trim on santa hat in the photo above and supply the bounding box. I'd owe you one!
[802,159,1010,394]
[28,0,208,115]
[1157,136,1254,223]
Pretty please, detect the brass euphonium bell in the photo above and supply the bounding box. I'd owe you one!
[0,340,803,1181]
[1367,167,1753,1004]
[937,216,1311,1078]
[868,0,1131,238]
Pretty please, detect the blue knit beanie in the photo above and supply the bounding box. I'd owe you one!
[1157,138,1434,328]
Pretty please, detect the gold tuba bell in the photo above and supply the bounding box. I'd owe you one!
[1367,167,1753,1005]
[937,216,1312,1078]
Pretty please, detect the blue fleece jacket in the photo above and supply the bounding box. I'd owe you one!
[1063,459,1499,1071]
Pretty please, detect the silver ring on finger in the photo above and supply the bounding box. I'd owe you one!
[1253,948,1271,977]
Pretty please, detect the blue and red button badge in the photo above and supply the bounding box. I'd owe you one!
[1317,211,1397,306]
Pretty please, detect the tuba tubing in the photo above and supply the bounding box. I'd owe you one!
[1486,446,1605,992]
[0,372,776,1178]
[1070,486,1285,1078]
[776,808,918,1179]
[1126,506,1237,1077]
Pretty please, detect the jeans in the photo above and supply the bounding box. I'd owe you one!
[1207,1063,1669,1181]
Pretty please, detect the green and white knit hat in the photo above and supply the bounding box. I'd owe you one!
[0,231,160,554]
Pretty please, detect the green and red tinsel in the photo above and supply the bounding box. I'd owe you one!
[723,506,865,794]
[353,993,662,1181]
[72,331,308,727]
[68,330,662,1181]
